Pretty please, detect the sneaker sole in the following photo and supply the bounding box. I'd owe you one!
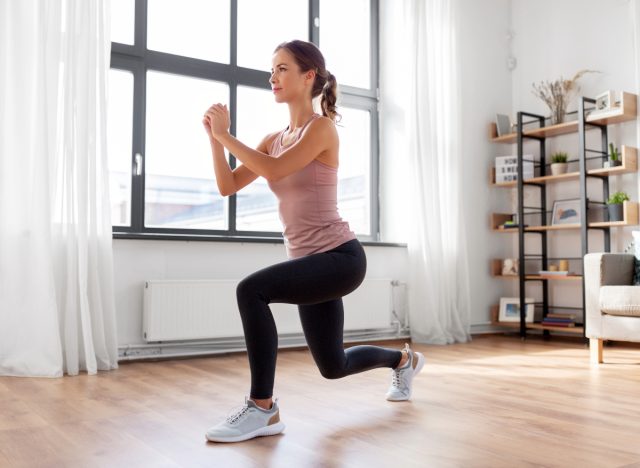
[386,351,425,401]
[206,422,285,443]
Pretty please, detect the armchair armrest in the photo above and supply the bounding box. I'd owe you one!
[584,253,635,338]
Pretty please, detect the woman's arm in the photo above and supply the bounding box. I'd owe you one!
[207,104,336,182]
[204,113,272,196]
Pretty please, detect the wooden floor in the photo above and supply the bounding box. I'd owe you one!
[1,335,640,468]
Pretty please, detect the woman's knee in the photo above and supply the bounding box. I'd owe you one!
[236,274,264,304]
[317,362,346,380]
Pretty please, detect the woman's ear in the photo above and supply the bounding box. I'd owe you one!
[305,70,315,83]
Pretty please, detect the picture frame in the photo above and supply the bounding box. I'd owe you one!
[551,198,581,226]
[595,90,615,111]
[499,297,535,323]
[495,113,512,137]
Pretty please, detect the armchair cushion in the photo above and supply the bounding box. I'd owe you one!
[600,286,640,317]
[631,231,640,285]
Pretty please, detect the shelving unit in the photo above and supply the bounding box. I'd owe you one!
[489,92,638,338]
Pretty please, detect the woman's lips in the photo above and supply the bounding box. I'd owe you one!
[273,88,282,93]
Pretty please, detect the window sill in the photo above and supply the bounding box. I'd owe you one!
[112,231,407,248]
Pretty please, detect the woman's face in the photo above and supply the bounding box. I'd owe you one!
[270,48,314,103]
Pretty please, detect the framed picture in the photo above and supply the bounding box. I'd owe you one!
[495,113,512,137]
[551,198,581,225]
[595,90,615,111]
[499,297,535,323]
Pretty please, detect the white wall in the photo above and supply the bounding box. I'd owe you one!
[457,0,513,328]
[113,239,408,346]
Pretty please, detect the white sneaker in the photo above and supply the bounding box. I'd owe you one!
[205,397,285,443]
[385,343,425,401]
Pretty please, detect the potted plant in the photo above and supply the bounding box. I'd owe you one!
[606,191,629,222]
[604,143,622,168]
[550,152,569,175]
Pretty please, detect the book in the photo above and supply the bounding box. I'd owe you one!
[546,313,577,319]
[542,317,574,323]
[541,321,575,327]
[538,270,570,276]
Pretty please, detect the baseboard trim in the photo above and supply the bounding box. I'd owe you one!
[118,327,411,362]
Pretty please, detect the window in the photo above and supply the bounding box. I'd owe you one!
[109,0,379,240]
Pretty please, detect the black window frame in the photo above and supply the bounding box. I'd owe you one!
[110,0,380,242]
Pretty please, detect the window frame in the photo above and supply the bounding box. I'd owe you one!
[110,0,380,241]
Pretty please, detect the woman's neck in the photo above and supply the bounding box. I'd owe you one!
[287,101,316,130]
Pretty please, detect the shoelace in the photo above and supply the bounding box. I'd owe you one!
[226,404,250,424]
[392,351,411,388]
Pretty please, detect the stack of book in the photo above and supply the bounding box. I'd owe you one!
[541,313,576,327]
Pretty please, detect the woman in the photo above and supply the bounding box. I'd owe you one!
[202,40,425,443]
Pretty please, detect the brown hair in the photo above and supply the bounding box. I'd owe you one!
[274,40,341,122]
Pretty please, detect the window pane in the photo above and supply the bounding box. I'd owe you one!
[336,107,370,235]
[107,69,134,227]
[110,0,135,45]
[145,71,228,229]
[148,0,230,63]
[237,0,307,72]
[320,0,370,89]
[235,86,289,232]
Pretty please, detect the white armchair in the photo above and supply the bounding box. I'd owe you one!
[584,253,640,363]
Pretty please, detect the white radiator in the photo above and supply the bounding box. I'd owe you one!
[142,279,393,342]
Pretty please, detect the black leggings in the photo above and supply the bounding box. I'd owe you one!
[236,239,403,399]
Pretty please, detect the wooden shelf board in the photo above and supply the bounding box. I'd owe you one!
[491,321,584,334]
[527,275,583,281]
[489,93,637,144]
[493,228,519,233]
[527,172,580,183]
[493,274,582,280]
[527,121,579,138]
[525,224,581,231]
[589,221,632,227]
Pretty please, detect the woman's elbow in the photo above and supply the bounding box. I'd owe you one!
[218,184,236,197]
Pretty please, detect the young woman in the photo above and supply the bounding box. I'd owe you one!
[202,40,425,443]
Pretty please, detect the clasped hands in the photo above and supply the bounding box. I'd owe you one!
[202,103,230,140]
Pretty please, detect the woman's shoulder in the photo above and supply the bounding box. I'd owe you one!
[259,130,284,154]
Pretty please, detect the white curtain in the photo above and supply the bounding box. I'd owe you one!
[0,0,118,377]
[380,0,471,344]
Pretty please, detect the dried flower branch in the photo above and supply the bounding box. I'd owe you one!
[531,69,599,124]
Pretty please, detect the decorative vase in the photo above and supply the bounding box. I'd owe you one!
[550,163,568,176]
[608,203,623,222]
[549,102,567,125]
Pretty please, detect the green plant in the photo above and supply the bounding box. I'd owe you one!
[551,152,568,164]
[609,142,620,161]
[607,191,629,205]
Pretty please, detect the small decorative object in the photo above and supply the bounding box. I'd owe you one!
[595,90,615,112]
[548,264,559,272]
[607,191,629,222]
[550,152,569,175]
[502,258,519,276]
[495,114,512,137]
[604,143,622,168]
[499,297,535,323]
[551,198,581,225]
[531,69,598,125]
[558,259,569,272]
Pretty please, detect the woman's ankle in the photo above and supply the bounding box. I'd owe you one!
[250,397,273,410]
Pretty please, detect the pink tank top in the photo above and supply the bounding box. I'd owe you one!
[268,113,356,259]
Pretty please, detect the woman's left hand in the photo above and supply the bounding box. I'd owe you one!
[206,103,230,139]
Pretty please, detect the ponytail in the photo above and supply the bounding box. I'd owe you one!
[320,72,341,123]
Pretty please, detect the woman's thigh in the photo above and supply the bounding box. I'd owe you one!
[237,240,366,306]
